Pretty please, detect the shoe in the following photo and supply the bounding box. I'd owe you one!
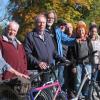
[68,91,76,100]
[79,95,85,99]
[70,91,76,98]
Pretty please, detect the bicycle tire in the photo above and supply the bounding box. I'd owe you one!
[55,91,68,100]
[92,83,100,100]
[34,89,53,100]
[0,84,22,100]
[89,82,100,100]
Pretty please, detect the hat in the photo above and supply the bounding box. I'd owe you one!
[57,19,66,26]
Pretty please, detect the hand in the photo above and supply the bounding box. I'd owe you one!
[38,62,48,70]
[20,74,30,79]
[76,38,81,43]
[72,67,77,74]
[17,73,30,79]
[8,67,30,79]
[98,65,100,70]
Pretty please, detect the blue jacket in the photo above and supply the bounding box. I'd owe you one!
[55,27,76,57]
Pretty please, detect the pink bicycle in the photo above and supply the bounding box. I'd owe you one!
[28,61,70,100]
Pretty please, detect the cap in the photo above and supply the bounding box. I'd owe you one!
[57,19,66,26]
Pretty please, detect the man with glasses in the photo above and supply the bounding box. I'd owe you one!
[46,10,76,86]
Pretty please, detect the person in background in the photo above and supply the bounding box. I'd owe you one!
[88,25,100,82]
[65,23,76,37]
[0,21,29,80]
[46,10,57,48]
[97,25,100,84]
[46,10,57,30]
[46,11,76,86]
[98,25,100,34]
[62,22,77,98]
[71,22,92,98]
[57,19,68,87]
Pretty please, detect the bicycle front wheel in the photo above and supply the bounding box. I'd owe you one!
[34,89,53,100]
[92,83,100,100]
[89,82,100,100]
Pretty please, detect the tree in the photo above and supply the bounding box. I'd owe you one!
[9,0,99,41]
[85,0,100,24]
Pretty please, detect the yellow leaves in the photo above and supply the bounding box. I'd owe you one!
[70,0,91,10]
[24,12,36,23]
[12,0,97,41]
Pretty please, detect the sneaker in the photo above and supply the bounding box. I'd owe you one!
[79,94,85,100]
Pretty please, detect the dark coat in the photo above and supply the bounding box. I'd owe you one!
[24,29,55,70]
[68,38,93,67]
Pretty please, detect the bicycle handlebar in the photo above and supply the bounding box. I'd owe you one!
[78,50,97,63]
[30,59,71,81]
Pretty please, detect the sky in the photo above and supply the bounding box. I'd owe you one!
[0,0,10,27]
[0,0,9,20]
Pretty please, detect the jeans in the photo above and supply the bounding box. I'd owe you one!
[75,64,92,96]
[92,64,99,81]
[58,66,64,86]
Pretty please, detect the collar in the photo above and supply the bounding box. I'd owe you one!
[33,30,46,37]
[2,35,21,44]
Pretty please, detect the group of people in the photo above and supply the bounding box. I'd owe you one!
[0,10,100,99]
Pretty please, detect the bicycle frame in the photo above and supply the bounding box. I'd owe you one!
[71,71,91,100]
[29,80,62,100]
[71,64,99,100]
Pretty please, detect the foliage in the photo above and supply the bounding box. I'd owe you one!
[85,0,100,25]
[9,0,100,41]
[0,26,3,35]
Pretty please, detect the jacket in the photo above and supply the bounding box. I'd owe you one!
[55,27,76,57]
[24,29,55,70]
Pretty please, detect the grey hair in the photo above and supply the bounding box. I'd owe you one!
[8,20,19,29]
[35,14,47,23]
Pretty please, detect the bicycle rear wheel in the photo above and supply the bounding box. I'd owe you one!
[0,84,21,100]
[89,82,100,100]
[56,91,68,100]
[34,89,53,100]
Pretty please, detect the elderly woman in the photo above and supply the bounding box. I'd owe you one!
[69,22,92,98]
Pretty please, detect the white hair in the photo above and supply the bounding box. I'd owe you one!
[35,14,46,23]
[8,20,19,29]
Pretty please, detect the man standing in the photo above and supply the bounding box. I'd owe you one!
[0,21,29,79]
[46,11,76,86]
[24,14,55,82]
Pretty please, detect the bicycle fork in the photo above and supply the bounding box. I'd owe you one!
[71,73,90,100]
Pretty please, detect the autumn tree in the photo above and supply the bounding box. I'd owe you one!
[9,0,99,41]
